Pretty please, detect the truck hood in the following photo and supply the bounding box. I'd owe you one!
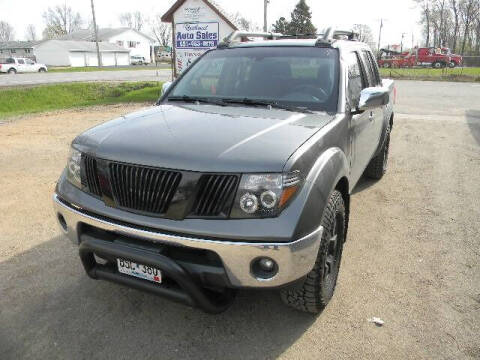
[74,104,335,173]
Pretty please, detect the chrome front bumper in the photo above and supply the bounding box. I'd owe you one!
[53,194,323,288]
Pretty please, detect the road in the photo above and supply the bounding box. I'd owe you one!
[0,81,479,359]
[0,68,172,87]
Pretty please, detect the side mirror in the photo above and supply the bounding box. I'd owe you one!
[358,87,389,111]
[161,81,172,96]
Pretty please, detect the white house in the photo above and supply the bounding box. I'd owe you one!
[161,0,238,75]
[60,28,156,63]
[34,40,130,67]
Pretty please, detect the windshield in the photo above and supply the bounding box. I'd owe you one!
[167,46,339,112]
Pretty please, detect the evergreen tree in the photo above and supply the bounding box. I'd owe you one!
[287,0,317,35]
[272,17,289,34]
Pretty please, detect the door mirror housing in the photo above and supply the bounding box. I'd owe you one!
[357,87,389,111]
[161,81,172,96]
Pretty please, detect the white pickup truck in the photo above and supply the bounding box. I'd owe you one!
[0,57,48,74]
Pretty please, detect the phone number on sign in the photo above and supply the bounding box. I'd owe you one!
[176,40,217,49]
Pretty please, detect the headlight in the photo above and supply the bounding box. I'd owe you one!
[230,172,301,218]
[66,148,82,188]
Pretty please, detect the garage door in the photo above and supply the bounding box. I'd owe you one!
[86,53,99,67]
[69,52,85,67]
[116,53,129,66]
[102,53,115,66]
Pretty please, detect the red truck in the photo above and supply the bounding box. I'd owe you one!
[378,47,462,68]
[441,48,463,67]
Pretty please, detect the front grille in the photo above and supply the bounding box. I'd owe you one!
[193,174,238,217]
[109,162,181,214]
[82,154,102,196]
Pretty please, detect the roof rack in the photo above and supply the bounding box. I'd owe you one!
[218,31,283,48]
[315,27,359,47]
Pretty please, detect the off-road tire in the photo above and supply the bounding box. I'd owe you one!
[366,125,391,180]
[8,68,16,74]
[280,190,346,314]
[38,68,47,72]
[448,61,456,68]
[432,61,443,69]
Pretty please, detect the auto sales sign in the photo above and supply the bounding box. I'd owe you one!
[176,22,219,49]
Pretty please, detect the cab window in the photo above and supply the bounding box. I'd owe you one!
[346,52,366,109]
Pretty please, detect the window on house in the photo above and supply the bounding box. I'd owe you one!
[25,49,31,54]
[11,49,16,53]
[128,41,136,48]
[117,41,124,46]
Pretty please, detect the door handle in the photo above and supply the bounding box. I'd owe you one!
[369,111,374,121]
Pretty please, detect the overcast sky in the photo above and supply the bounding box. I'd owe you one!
[0,0,422,47]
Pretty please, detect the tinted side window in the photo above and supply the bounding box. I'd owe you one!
[363,50,381,86]
[18,59,25,64]
[359,51,375,87]
[346,52,366,109]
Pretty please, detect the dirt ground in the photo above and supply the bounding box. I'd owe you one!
[1,81,479,359]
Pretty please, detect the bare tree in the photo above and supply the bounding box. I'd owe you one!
[25,24,37,41]
[150,15,171,47]
[0,21,15,41]
[119,11,145,31]
[42,4,83,39]
[450,0,460,52]
[475,12,480,53]
[460,0,479,54]
[416,0,432,47]
[232,13,260,32]
[353,24,375,44]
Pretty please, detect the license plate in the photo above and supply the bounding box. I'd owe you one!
[117,258,162,283]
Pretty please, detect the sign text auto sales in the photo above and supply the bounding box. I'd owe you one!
[176,22,219,49]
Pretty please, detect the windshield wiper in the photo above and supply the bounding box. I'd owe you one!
[167,95,226,106]
[221,98,314,114]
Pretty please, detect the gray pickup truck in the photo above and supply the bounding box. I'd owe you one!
[53,28,395,314]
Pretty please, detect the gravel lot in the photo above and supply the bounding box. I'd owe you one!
[0,81,479,359]
[0,68,172,87]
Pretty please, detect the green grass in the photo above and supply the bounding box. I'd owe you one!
[48,64,171,73]
[379,67,480,82]
[0,82,163,118]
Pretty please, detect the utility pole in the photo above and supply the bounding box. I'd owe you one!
[264,0,269,32]
[90,0,102,67]
[377,19,384,51]
[400,32,406,52]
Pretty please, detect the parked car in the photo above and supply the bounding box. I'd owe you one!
[53,28,395,314]
[130,56,148,65]
[0,57,48,74]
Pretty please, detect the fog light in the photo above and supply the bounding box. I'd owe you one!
[259,258,275,271]
[251,257,278,280]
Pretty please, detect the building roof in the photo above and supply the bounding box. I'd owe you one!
[37,40,130,53]
[59,28,156,43]
[0,41,40,49]
[161,0,238,30]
